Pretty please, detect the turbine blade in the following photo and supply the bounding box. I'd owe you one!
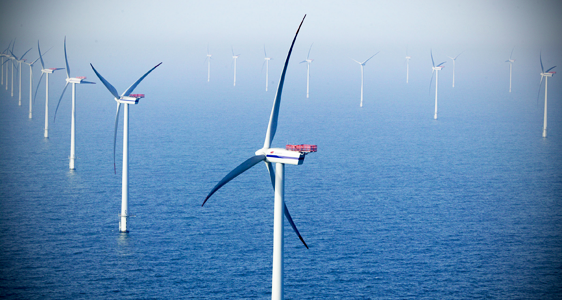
[540,52,544,73]
[20,48,32,60]
[307,43,313,60]
[536,76,544,106]
[437,62,446,67]
[265,161,275,188]
[264,45,267,57]
[33,73,45,105]
[231,46,234,57]
[37,41,45,70]
[64,37,70,78]
[455,52,463,60]
[509,47,514,60]
[90,63,120,99]
[351,58,361,64]
[261,60,267,73]
[362,52,379,65]
[202,155,267,206]
[429,70,435,95]
[284,203,309,249]
[53,82,69,123]
[122,62,162,96]
[546,66,556,73]
[430,49,435,67]
[113,103,121,174]
[264,14,306,149]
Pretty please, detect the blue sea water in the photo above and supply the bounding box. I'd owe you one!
[1,72,561,299]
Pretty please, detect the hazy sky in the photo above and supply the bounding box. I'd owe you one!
[1,0,562,96]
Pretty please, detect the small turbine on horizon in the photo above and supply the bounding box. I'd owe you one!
[300,43,313,98]
[263,46,272,91]
[448,52,462,88]
[506,48,515,93]
[35,41,64,138]
[232,47,240,86]
[203,15,312,300]
[430,50,445,120]
[10,47,32,106]
[205,45,212,82]
[54,37,96,170]
[1,40,14,88]
[352,52,378,108]
[90,61,161,233]
[405,54,411,84]
[538,53,556,138]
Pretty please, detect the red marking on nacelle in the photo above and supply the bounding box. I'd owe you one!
[286,144,317,152]
[129,94,145,98]
[76,76,86,79]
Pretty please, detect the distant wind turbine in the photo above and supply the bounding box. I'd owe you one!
[506,48,515,93]
[10,47,32,106]
[25,47,51,119]
[405,54,411,83]
[263,46,272,91]
[203,15,313,300]
[54,37,96,170]
[430,50,445,120]
[90,62,161,233]
[205,45,211,82]
[538,53,556,138]
[448,52,462,88]
[232,47,240,86]
[1,41,12,87]
[35,41,64,138]
[352,52,378,108]
[299,43,313,98]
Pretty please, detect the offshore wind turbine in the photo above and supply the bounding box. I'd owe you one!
[35,41,64,138]
[10,47,32,106]
[352,52,378,108]
[448,52,462,88]
[24,56,40,118]
[1,41,12,87]
[205,45,211,82]
[430,50,445,120]
[299,43,313,98]
[405,54,411,83]
[90,62,161,233]
[506,48,515,93]
[203,15,313,300]
[232,47,240,86]
[538,53,556,138]
[263,46,272,91]
[54,37,96,170]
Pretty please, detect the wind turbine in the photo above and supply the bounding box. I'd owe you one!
[538,53,556,138]
[53,37,96,170]
[299,43,313,98]
[205,45,211,82]
[25,47,51,119]
[263,46,272,91]
[352,52,378,108]
[430,50,445,120]
[506,48,515,93]
[232,47,240,86]
[90,62,161,233]
[405,54,411,84]
[1,41,12,87]
[448,52,462,88]
[35,41,64,138]
[203,15,312,300]
[10,47,32,106]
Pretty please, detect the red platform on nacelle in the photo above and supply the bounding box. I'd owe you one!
[286,144,317,153]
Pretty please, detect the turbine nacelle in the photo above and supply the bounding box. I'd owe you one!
[42,67,63,74]
[116,94,144,105]
[66,76,92,84]
[255,148,306,166]
[541,72,555,78]
[432,66,444,71]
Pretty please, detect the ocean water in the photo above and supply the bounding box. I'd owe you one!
[1,73,561,299]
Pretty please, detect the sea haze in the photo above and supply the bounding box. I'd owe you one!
[0,69,561,299]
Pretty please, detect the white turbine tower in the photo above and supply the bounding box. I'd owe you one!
[1,41,12,87]
[53,37,96,170]
[448,52,462,88]
[506,48,515,93]
[405,54,411,84]
[205,45,211,82]
[299,44,313,98]
[538,53,556,138]
[232,47,240,86]
[263,46,272,91]
[430,50,446,120]
[352,52,378,108]
[90,62,161,233]
[27,47,51,119]
[203,15,313,300]
[10,47,32,106]
[36,41,64,138]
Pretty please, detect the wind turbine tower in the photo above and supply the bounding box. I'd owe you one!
[506,48,515,93]
[11,48,32,106]
[448,52,462,88]
[430,50,445,120]
[352,52,378,107]
[90,62,161,233]
[205,46,211,82]
[300,44,314,98]
[203,15,313,300]
[37,41,64,138]
[539,53,556,138]
[232,47,240,86]
[405,55,411,83]
[264,46,272,91]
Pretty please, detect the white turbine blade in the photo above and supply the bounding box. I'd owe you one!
[231,46,234,57]
[536,76,545,106]
[263,14,306,149]
[37,41,45,70]
[202,155,267,206]
[264,161,308,248]
[264,45,267,57]
[362,52,379,65]
[429,70,435,94]
[430,49,435,67]
[90,63,120,99]
[122,62,162,97]
[306,43,313,60]
[351,58,361,64]
[53,82,70,123]
[63,37,70,78]
[113,103,121,174]
[546,66,556,73]
[454,52,463,60]
[509,47,514,60]
[540,52,544,73]
[20,48,32,60]
[33,73,45,105]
